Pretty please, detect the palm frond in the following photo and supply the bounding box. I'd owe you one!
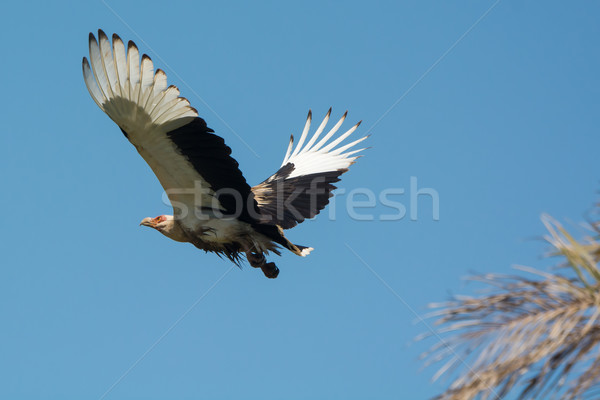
[421,214,600,400]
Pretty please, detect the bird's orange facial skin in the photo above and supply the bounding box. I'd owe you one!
[140,216,166,228]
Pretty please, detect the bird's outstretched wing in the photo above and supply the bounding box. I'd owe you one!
[252,109,368,229]
[82,30,259,226]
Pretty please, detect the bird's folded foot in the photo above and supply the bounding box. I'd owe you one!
[247,252,266,268]
[261,262,279,279]
[246,252,279,278]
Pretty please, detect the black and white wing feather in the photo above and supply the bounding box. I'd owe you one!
[252,109,368,229]
[82,30,260,228]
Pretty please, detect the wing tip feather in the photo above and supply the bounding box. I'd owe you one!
[98,29,108,41]
[280,109,368,178]
[127,40,137,51]
[84,31,204,129]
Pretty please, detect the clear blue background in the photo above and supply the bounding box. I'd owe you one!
[1,1,599,399]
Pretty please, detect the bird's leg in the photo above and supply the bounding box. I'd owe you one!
[246,251,279,279]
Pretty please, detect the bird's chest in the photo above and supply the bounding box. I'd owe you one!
[192,217,251,244]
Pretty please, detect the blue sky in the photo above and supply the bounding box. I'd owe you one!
[1,1,599,399]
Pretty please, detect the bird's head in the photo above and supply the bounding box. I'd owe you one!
[139,215,188,242]
[140,215,173,231]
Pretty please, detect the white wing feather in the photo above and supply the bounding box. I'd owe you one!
[281,109,367,179]
[83,31,198,133]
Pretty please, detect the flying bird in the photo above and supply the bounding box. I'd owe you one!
[82,30,367,278]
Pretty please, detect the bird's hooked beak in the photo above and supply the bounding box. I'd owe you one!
[140,217,156,228]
